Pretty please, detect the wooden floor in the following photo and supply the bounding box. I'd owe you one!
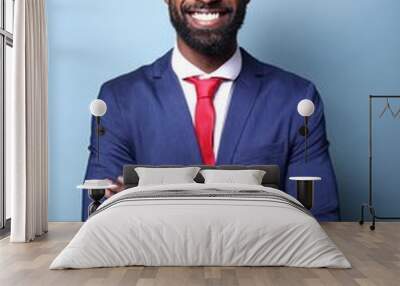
[0,222,399,286]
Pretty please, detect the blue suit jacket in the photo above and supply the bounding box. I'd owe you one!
[83,49,339,221]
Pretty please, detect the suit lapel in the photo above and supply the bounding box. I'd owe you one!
[152,51,202,163]
[217,50,265,164]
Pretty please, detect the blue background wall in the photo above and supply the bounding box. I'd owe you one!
[47,0,400,221]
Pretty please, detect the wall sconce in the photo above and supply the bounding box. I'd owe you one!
[90,99,107,161]
[297,99,315,163]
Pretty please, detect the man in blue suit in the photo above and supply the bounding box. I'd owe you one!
[83,0,339,221]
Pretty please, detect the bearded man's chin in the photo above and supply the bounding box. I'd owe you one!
[168,1,247,56]
[184,31,236,56]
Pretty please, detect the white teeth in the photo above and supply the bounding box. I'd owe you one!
[191,12,220,21]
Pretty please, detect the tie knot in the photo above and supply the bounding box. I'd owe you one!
[184,76,226,99]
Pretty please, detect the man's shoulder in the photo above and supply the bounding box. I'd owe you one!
[100,50,172,91]
[242,49,314,91]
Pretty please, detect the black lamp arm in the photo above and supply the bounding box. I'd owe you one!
[298,116,309,163]
[95,117,106,136]
[95,117,106,161]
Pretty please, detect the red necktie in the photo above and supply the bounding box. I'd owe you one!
[185,76,225,165]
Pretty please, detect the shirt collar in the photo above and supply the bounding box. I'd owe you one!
[171,45,242,81]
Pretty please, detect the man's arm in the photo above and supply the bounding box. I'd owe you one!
[285,84,339,221]
[83,83,136,219]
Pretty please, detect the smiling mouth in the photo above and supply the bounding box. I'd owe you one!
[185,9,231,29]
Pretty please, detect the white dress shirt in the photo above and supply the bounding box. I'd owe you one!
[171,46,242,158]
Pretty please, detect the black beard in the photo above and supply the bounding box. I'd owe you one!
[168,1,247,57]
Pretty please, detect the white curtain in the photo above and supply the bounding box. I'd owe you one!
[7,0,48,242]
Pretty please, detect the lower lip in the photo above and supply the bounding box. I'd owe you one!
[186,13,229,29]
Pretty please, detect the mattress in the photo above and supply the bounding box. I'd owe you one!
[50,183,351,269]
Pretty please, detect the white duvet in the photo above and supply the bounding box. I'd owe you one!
[50,183,350,269]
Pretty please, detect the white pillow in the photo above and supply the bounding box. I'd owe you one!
[200,169,266,185]
[135,167,201,186]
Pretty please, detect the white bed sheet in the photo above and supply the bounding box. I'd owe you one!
[50,183,350,269]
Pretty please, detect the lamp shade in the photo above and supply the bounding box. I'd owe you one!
[297,99,315,117]
[90,99,107,117]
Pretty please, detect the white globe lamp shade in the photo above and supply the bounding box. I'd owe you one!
[90,99,107,117]
[297,99,315,117]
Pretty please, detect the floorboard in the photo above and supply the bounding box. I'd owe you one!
[0,222,399,286]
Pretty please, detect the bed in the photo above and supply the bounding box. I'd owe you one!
[50,165,350,269]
